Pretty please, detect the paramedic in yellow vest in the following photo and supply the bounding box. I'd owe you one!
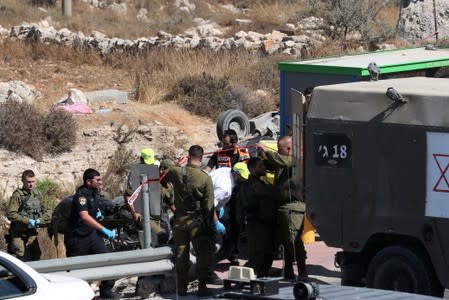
[204,129,250,172]
[6,170,52,261]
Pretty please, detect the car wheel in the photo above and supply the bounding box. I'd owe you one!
[341,263,364,287]
[216,109,250,141]
[366,246,443,297]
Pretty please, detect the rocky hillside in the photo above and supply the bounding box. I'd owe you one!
[0,0,443,199]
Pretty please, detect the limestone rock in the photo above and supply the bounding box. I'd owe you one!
[0,80,42,104]
[136,8,148,21]
[398,0,449,42]
[109,2,127,15]
[262,40,279,55]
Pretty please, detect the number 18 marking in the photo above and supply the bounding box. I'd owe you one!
[332,145,348,159]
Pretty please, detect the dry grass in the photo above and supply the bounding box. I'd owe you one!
[0,0,48,28]
[133,49,284,104]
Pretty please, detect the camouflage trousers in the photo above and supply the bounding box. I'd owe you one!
[276,206,307,278]
[8,230,41,262]
[173,216,211,290]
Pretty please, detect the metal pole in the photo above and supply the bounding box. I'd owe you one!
[141,174,152,248]
[433,0,438,41]
[62,0,72,17]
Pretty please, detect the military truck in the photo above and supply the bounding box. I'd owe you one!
[295,77,449,297]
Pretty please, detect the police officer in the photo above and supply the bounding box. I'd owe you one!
[240,157,276,277]
[257,136,308,280]
[6,169,51,261]
[162,145,215,296]
[64,168,119,299]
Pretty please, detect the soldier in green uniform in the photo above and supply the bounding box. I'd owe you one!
[6,170,52,261]
[240,157,276,277]
[162,145,215,296]
[257,136,308,280]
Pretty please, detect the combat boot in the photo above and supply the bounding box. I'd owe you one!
[197,281,213,297]
[177,279,188,296]
[297,259,309,282]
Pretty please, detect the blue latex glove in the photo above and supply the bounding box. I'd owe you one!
[28,219,36,228]
[100,227,116,239]
[218,207,225,219]
[214,220,226,234]
[95,210,104,221]
[35,219,41,227]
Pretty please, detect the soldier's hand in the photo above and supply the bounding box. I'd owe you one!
[100,227,116,239]
[133,212,142,222]
[256,144,265,155]
[214,220,226,234]
[28,218,37,228]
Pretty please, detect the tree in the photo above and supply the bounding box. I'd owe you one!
[326,0,395,42]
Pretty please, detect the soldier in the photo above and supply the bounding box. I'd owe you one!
[159,158,176,242]
[257,136,308,280]
[64,168,119,299]
[6,169,51,261]
[162,145,215,296]
[240,157,276,277]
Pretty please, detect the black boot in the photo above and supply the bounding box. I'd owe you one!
[177,279,188,296]
[198,281,213,297]
[297,259,309,281]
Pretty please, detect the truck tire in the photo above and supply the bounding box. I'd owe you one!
[341,264,364,287]
[366,246,444,297]
[216,109,250,141]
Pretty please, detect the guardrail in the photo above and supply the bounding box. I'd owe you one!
[27,247,174,281]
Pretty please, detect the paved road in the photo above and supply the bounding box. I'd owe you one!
[115,241,448,299]
[139,241,342,299]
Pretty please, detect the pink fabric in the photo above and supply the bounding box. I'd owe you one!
[54,103,93,114]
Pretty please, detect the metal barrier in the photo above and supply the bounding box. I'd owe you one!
[27,247,173,281]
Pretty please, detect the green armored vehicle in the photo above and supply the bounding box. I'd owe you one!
[301,77,449,297]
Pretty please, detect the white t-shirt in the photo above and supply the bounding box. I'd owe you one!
[209,167,235,208]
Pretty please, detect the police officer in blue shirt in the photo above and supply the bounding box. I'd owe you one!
[64,168,119,299]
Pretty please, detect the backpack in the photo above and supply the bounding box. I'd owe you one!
[48,196,73,238]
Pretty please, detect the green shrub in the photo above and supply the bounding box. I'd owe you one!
[36,178,60,210]
[44,110,77,155]
[0,101,48,161]
[167,73,276,120]
[0,101,77,161]
[103,125,138,198]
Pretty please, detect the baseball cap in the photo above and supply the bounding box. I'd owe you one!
[233,162,249,180]
[140,148,155,165]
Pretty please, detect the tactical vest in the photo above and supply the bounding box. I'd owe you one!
[217,147,250,168]
[10,189,41,233]
[17,189,41,220]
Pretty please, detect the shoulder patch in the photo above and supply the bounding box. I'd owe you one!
[79,197,87,205]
